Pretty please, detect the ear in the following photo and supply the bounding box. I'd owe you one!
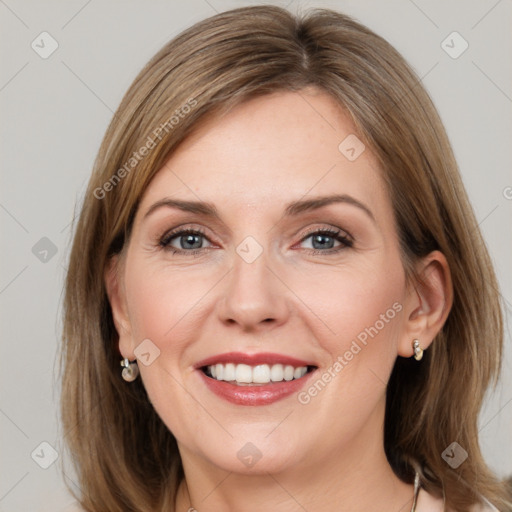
[398,250,453,358]
[104,255,134,359]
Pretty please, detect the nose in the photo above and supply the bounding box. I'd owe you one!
[217,244,290,332]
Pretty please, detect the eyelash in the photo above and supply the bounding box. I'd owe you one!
[159,227,209,256]
[158,226,354,256]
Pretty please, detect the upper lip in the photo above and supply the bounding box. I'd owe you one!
[194,352,317,369]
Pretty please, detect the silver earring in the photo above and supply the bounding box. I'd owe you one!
[120,358,139,382]
[412,339,423,361]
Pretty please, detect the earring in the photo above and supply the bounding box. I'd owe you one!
[412,339,423,361]
[120,358,139,382]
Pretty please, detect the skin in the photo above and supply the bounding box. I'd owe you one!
[106,89,452,512]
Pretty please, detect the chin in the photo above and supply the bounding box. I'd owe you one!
[209,443,299,475]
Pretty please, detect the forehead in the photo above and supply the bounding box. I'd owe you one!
[138,90,388,220]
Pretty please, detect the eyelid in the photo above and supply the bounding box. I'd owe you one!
[298,225,353,242]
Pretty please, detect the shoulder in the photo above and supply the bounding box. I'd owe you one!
[468,498,500,512]
[417,489,500,512]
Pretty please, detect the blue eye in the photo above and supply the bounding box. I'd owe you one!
[160,229,211,255]
[299,229,353,253]
[159,227,353,256]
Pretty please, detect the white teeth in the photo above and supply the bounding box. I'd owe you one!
[283,365,294,381]
[270,364,284,382]
[223,363,236,381]
[206,363,310,384]
[253,364,270,384]
[235,364,252,383]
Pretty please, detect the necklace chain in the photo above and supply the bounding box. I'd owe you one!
[410,471,421,512]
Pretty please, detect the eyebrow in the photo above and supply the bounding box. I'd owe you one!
[143,194,375,222]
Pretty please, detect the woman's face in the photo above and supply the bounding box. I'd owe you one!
[113,89,414,476]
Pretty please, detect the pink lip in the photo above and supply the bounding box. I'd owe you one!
[194,351,316,368]
[194,352,318,406]
[197,370,316,406]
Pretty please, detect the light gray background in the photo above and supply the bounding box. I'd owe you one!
[1,1,511,510]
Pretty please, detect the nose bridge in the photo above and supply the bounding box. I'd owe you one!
[218,235,289,329]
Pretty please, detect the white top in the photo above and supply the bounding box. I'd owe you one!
[416,488,500,511]
[64,490,501,512]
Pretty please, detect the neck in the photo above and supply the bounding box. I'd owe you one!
[174,405,414,512]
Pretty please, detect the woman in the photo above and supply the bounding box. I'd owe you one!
[60,6,512,511]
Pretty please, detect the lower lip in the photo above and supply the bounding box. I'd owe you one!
[198,370,315,406]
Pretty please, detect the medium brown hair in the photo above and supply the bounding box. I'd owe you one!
[60,6,511,511]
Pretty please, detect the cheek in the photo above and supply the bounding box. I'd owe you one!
[290,259,405,445]
[123,258,208,348]
[293,256,406,365]
[122,260,210,436]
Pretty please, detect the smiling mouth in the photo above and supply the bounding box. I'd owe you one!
[201,363,317,386]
